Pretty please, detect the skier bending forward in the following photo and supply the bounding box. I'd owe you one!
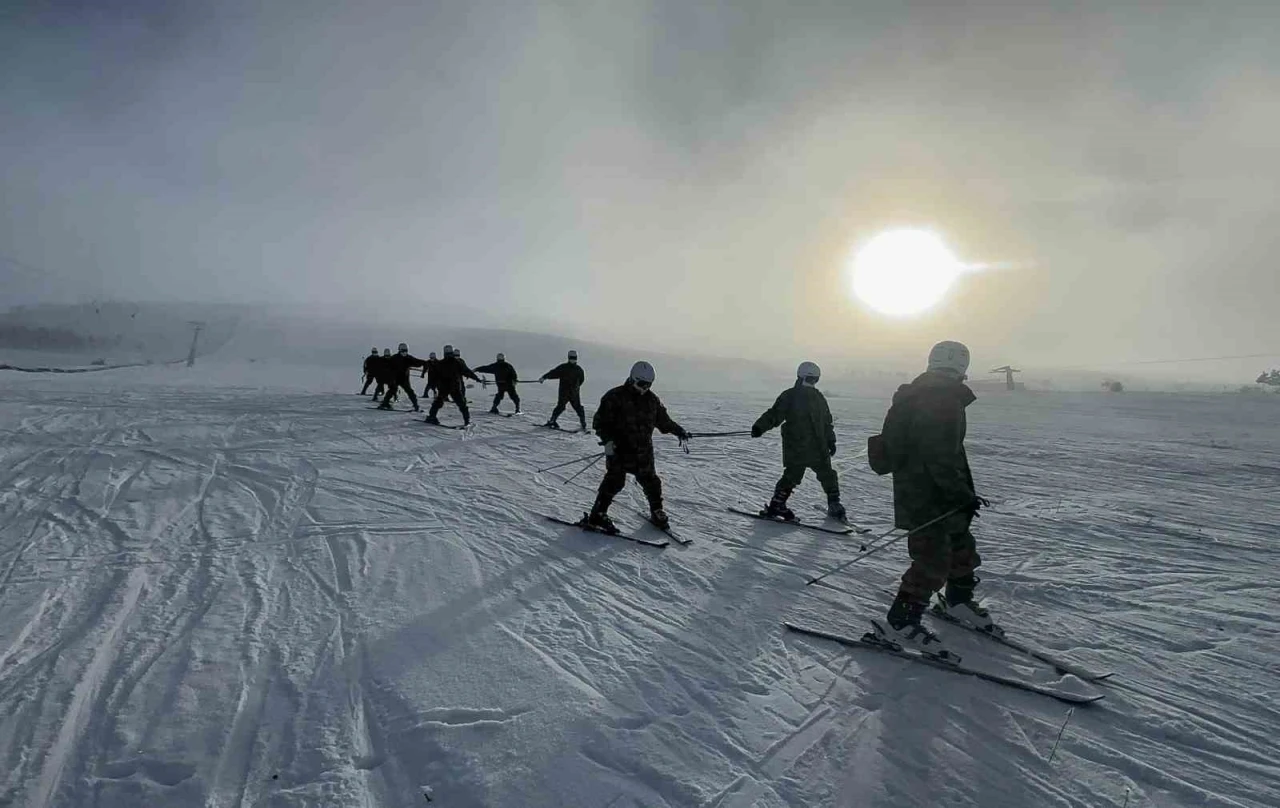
[751,361,845,521]
[585,361,690,533]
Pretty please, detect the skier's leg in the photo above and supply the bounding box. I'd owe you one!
[380,384,396,408]
[813,459,844,517]
[899,520,951,603]
[404,381,419,411]
[589,459,627,517]
[361,375,373,395]
[427,390,447,420]
[548,394,568,424]
[635,465,663,511]
[491,389,504,412]
[452,390,472,424]
[570,391,586,429]
[944,520,982,603]
[509,385,521,411]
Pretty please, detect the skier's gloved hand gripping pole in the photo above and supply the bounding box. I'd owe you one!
[805,502,973,586]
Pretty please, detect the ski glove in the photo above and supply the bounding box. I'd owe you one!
[829,441,837,457]
[750,426,763,438]
[602,441,616,457]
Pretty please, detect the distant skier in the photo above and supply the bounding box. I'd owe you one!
[751,361,845,521]
[474,352,521,414]
[426,344,481,425]
[373,348,394,400]
[378,343,428,411]
[420,351,439,398]
[584,361,690,532]
[360,347,379,395]
[876,340,991,654]
[540,350,587,430]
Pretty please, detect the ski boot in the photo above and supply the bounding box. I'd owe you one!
[424,415,441,425]
[826,498,847,522]
[936,575,999,635]
[649,507,670,531]
[872,594,959,663]
[489,407,500,414]
[763,497,796,521]
[412,404,421,413]
[377,403,393,411]
[583,510,619,535]
[514,408,522,415]
[544,420,560,430]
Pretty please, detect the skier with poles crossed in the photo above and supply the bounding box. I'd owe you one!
[751,361,847,521]
[864,340,993,654]
[582,361,690,533]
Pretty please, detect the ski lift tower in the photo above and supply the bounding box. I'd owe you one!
[990,365,1022,391]
[186,321,204,368]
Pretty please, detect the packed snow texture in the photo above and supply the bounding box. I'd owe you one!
[0,363,1276,807]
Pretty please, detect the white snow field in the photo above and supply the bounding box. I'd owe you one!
[1,364,1276,808]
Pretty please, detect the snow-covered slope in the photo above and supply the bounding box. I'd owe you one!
[0,365,1276,807]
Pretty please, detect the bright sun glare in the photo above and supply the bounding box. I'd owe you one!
[850,229,961,316]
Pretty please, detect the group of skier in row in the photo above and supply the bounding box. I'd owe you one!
[359,344,588,428]
[357,339,990,657]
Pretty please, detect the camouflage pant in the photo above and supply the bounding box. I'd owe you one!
[899,513,981,602]
[773,458,840,502]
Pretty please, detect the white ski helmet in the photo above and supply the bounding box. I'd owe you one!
[629,360,656,388]
[568,349,578,361]
[928,340,971,377]
[797,361,821,384]
[398,342,408,353]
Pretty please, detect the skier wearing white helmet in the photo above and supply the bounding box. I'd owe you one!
[583,361,690,533]
[869,339,991,657]
[751,361,845,521]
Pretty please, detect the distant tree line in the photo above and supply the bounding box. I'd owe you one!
[0,324,113,352]
[1257,369,1280,387]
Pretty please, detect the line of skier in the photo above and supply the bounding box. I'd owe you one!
[359,339,991,659]
[359,345,591,430]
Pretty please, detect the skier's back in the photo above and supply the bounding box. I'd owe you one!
[877,340,990,654]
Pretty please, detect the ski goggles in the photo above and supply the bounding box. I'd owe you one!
[633,379,652,390]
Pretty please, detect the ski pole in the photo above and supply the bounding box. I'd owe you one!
[686,430,753,438]
[536,451,604,473]
[562,453,604,485]
[805,505,967,586]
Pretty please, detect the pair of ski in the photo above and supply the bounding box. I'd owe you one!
[545,511,691,547]
[785,611,1112,705]
[727,507,872,536]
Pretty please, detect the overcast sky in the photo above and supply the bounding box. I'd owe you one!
[2,1,1277,376]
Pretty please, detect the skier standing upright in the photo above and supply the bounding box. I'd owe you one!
[751,361,845,520]
[474,352,521,414]
[426,345,481,425]
[360,348,379,395]
[540,350,587,430]
[373,348,393,400]
[379,343,428,411]
[585,361,690,532]
[876,340,991,654]
[420,351,439,397]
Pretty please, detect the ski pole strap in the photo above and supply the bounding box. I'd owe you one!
[535,451,605,473]
[686,430,753,438]
[804,505,967,586]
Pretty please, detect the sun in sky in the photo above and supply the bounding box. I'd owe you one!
[849,229,962,316]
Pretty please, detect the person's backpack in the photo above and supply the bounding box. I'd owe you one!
[867,395,913,475]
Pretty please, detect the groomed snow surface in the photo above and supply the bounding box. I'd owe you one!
[1,364,1276,807]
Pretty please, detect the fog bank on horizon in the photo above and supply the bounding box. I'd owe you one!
[2,1,1278,380]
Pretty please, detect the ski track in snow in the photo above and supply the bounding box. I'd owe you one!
[0,374,1277,807]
